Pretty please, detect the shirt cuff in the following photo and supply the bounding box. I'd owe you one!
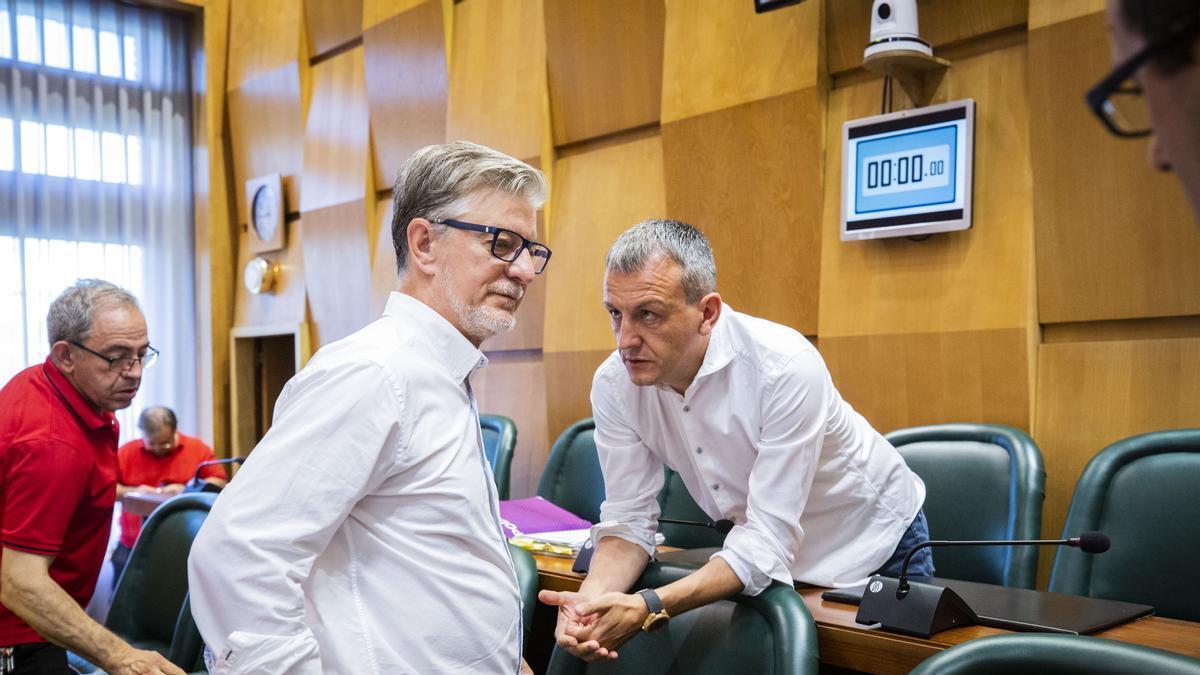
[714,527,794,596]
[589,520,657,559]
[211,630,323,675]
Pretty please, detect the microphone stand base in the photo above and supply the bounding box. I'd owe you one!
[856,575,979,638]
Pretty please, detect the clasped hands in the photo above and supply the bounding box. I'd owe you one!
[538,589,650,661]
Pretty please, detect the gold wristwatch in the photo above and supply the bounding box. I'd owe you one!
[637,588,671,633]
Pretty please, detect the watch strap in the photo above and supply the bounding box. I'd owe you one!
[637,588,665,614]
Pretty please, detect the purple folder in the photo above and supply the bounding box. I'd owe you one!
[498,497,592,538]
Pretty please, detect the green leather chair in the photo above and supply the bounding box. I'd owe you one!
[1049,429,1200,621]
[908,633,1200,675]
[537,419,726,548]
[886,423,1045,588]
[481,413,518,500]
[509,542,539,653]
[73,493,216,672]
[544,563,819,675]
[169,594,206,673]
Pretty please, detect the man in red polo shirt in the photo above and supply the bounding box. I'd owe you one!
[112,406,227,584]
[0,280,182,675]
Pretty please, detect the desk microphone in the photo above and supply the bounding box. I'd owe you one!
[657,517,735,534]
[186,457,245,493]
[896,531,1111,596]
[858,531,1111,638]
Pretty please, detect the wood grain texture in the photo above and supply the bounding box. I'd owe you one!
[663,89,823,335]
[363,0,449,192]
[1029,13,1200,323]
[233,222,308,329]
[543,133,667,353]
[826,0,1028,76]
[544,0,664,146]
[301,47,371,213]
[371,197,399,318]
[543,349,611,450]
[300,200,374,348]
[1028,0,1103,30]
[820,328,1034,434]
[446,0,546,161]
[363,0,426,29]
[662,0,820,123]
[819,43,1035,337]
[1033,336,1200,584]
[228,0,304,90]
[472,352,551,499]
[228,61,306,223]
[304,0,363,58]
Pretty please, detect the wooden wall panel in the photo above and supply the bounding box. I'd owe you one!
[363,0,449,192]
[819,43,1035,337]
[371,197,399,317]
[301,47,371,213]
[662,0,820,124]
[1027,0,1103,30]
[473,353,551,498]
[304,0,363,57]
[301,200,373,347]
[826,0,1027,76]
[363,0,426,29]
[228,62,307,224]
[1034,337,1200,581]
[543,134,668,353]
[1029,13,1200,324]
[233,222,308,329]
[663,89,823,334]
[821,327,1034,434]
[228,0,304,90]
[543,349,611,450]
[446,0,545,161]
[544,0,664,146]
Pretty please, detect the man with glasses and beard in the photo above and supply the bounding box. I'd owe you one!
[0,280,182,675]
[1090,0,1200,219]
[189,141,549,675]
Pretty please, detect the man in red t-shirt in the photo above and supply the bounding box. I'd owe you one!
[0,280,182,675]
[112,406,227,583]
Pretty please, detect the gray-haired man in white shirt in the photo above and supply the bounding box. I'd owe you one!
[188,141,549,674]
[540,219,931,661]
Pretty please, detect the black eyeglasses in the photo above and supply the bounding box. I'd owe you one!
[1087,11,1200,137]
[70,341,159,372]
[435,219,553,274]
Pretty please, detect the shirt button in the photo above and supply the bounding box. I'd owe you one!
[683,405,690,412]
[712,483,719,490]
[696,447,703,454]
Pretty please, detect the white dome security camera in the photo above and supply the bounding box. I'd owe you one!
[864,0,931,60]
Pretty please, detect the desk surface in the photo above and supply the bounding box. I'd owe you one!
[532,553,1200,674]
[121,491,172,518]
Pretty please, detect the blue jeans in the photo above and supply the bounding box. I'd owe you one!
[872,510,935,578]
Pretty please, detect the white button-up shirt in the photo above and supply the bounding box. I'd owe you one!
[590,306,925,591]
[188,292,522,675]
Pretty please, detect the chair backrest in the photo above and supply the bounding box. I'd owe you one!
[168,594,206,673]
[545,564,819,675]
[537,419,605,523]
[1049,429,1200,621]
[480,414,518,500]
[509,543,539,652]
[908,633,1200,675]
[107,492,216,658]
[657,468,726,549]
[885,424,1045,588]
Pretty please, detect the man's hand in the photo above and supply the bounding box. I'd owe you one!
[538,589,615,662]
[564,592,647,659]
[104,646,186,675]
[519,657,535,675]
[158,483,185,496]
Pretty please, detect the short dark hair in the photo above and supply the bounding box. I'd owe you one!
[1119,0,1200,74]
[139,406,177,435]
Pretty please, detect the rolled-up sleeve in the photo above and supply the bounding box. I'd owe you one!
[713,351,829,596]
[589,369,663,557]
[187,360,402,674]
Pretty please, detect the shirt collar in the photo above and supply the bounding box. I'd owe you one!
[692,304,736,382]
[383,292,488,382]
[41,357,116,431]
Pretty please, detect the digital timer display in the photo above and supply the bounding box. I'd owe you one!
[841,100,975,241]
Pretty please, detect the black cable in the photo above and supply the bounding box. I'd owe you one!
[881,75,890,115]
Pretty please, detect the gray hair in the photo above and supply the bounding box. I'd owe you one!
[139,406,177,435]
[391,140,548,275]
[46,279,141,346]
[606,219,717,304]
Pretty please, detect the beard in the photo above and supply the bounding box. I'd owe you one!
[443,269,524,343]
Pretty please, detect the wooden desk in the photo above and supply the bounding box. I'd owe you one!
[532,553,1200,674]
[121,491,172,517]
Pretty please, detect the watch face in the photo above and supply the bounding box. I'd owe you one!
[252,184,277,242]
[644,613,670,633]
[243,257,270,294]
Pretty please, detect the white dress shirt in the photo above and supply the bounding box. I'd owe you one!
[188,292,522,675]
[590,306,925,591]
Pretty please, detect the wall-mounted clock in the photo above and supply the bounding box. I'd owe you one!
[245,173,285,253]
